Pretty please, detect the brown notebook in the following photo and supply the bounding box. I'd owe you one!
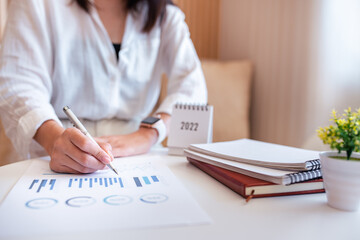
[187,157,325,200]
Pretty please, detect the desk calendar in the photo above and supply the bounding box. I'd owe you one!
[168,104,213,155]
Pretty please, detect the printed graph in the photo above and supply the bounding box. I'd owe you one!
[29,179,56,193]
[0,159,212,237]
[68,177,124,188]
[28,175,161,193]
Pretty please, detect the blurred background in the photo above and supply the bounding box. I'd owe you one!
[1,0,359,149]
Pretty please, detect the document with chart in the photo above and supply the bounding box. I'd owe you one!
[0,156,210,237]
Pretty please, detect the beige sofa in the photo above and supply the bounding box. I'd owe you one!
[158,59,253,144]
[201,59,252,142]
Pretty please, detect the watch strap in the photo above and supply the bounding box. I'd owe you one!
[152,119,166,145]
[140,117,166,145]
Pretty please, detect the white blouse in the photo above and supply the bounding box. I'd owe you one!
[0,0,207,159]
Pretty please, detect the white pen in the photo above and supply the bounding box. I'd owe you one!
[63,106,119,175]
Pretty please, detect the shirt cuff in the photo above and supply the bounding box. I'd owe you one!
[15,105,62,159]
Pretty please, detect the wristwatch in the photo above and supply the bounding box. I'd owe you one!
[140,116,166,145]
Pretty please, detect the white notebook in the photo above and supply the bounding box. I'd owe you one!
[188,139,321,171]
[168,104,213,155]
[184,149,322,185]
[184,139,322,185]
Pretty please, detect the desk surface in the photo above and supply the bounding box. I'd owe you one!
[0,149,359,240]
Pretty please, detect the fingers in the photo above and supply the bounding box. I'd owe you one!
[98,141,114,161]
[49,128,112,174]
[50,154,99,174]
[62,138,107,170]
[68,130,112,165]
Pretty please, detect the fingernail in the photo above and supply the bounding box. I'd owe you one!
[110,152,114,161]
[105,150,114,162]
[103,154,111,164]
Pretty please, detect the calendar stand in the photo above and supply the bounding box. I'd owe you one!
[167,104,213,155]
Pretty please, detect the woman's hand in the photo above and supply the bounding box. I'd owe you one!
[34,120,114,174]
[99,113,170,157]
[98,127,158,157]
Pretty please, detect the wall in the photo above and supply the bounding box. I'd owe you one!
[313,0,360,125]
[0,0,7,39]
[175,0,220,59]
[219,0,360,148]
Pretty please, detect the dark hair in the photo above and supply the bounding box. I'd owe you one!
[74,0,173,33]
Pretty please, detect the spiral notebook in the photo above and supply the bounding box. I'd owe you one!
[188,139,321,171]
[168,104,213,155]
[184,139,322,185]
[184,149,322,185]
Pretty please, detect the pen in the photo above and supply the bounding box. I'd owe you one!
[63,106,119,175]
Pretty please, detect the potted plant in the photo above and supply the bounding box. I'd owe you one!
[317,107,360,211]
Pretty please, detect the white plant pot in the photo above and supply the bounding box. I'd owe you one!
[319,151,360,211]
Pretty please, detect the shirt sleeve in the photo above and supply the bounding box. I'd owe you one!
[155,5,208,115]
[0,0,62,159]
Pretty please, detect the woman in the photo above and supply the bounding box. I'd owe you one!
[0,0,207,173]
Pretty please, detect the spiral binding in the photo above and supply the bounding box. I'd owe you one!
[306,159,321,170]
[174,103,209,111]
[287,169,322,184]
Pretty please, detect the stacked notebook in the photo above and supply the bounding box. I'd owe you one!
[184,139,324,199]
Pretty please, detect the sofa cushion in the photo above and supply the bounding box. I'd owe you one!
[157,59,252,144]
[201,59,252,142]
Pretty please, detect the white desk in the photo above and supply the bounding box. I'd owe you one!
[0,149,359,240]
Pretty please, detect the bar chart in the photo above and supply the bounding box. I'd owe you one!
[29,179,56,193]
[67,175,160,189]
[28,175,161,193]
[67,177,124,188]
